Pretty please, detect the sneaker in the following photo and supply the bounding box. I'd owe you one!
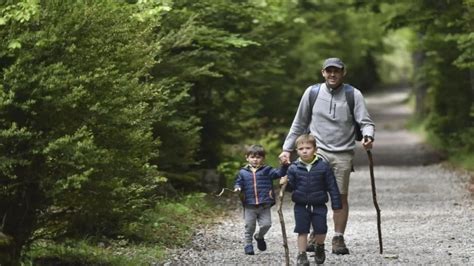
[254,234,267,251]
[244,244,254,255]
[332,235,350,255]
[315,244,326,264]
[297,252,310,266]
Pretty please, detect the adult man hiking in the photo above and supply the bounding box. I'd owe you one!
[279,57,375,255]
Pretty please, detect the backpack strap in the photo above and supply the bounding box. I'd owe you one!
[305,84,320,134]
[308,83,321,109]
[343,84,355,117]
[344,84,363,141]
[310,83,354,117]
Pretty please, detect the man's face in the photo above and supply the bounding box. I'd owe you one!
[321,67,345,88]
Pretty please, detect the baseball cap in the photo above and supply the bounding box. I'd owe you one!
[322,57,345,69]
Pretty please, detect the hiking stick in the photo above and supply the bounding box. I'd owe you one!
[366,149,383,254]
[277,181,290,266]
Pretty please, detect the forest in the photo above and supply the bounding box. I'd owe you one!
[0,0,472,264]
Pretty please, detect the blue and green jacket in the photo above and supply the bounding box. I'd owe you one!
[234,164,288,206]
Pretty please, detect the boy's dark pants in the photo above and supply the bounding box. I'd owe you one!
[293,204,328,234]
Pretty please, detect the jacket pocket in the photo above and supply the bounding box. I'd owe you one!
[292,190,307,204]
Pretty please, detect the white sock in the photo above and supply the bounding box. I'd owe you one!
[334,232,344,237]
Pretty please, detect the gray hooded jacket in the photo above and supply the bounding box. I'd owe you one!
[283,83,375,152]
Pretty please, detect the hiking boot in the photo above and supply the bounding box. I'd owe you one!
[332,235,350,255]
[296,252,310,266]
[315,244,326,264]
[244,244,254,255]
[254,234,267,251]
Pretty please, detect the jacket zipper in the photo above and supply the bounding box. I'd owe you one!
[329,95,333,114]
[252,171,259,205]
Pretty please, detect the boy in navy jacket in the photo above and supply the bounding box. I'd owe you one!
[281,134,342,265]
[234,144,288,255]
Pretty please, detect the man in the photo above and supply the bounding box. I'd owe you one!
[279,57,375,255]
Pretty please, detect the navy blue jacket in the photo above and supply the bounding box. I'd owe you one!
[234,164,288,206]
[287,158,342,210]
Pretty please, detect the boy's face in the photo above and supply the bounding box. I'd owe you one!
[246,154,264,168]
[296,142,316,162]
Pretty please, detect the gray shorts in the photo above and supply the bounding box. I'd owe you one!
[317,149,354,194]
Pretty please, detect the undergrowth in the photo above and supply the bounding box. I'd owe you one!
[24,193,227,265]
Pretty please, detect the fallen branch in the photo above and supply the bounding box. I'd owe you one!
[216,188,235,197]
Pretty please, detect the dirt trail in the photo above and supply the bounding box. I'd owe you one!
[353,87,442,167]
[163,87,473,265]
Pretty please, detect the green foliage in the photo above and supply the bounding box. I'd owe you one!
[0,1,169,260]
[25,192,224,264]
[449,149,474,172]
[217,161,242,188]
[410,118,474,172]
[26,239,164,265]
[378,28,415,84]
[149,0,301,169]
[449,0,474,69]
[0,0,471,264]
[122,192,220,245]
[217,130,286,187]
[382,0,473,155]
[281,0,385,92]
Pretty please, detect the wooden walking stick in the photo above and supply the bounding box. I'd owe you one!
[366,147,383,254]
[277,180,290,266]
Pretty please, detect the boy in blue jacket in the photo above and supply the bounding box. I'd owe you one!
[234,144,288,255]
[282,134,342,265]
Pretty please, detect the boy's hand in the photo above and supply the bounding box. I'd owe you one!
[234,187,241,192]
[279,176,288,186]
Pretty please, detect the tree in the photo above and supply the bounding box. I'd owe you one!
[150,0,299,171]
[386,0,473,144]
[0,1,166,262]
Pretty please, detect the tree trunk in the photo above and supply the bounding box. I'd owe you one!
[1,181,40,265]
[0,232,15,265]
[413,33,428,119]
[470,69,474,99]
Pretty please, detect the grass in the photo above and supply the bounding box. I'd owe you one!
[25,239,164,265]
[24,193,227,265]
[407,116,474,183]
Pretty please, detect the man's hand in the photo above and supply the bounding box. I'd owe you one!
[278,151,291,165]
[362,136,373,150]
[279,176,288,186]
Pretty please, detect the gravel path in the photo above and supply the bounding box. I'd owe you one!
[163,87,473,265]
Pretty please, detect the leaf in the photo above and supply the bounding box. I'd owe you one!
[7,40,21,50]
